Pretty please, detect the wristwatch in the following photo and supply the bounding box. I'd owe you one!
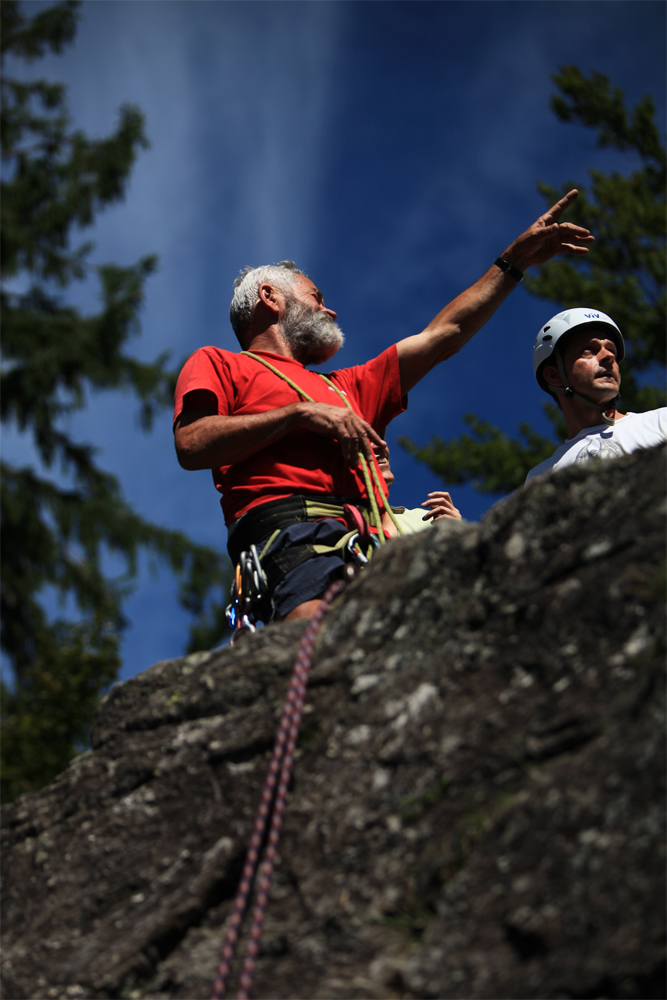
[494,257,524,283]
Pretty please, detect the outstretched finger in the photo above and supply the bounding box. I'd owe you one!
[564,234,595,246]
[559,221,592,235]
[542,188,578,224]
[557,225,594,246]
[560,244,592,255]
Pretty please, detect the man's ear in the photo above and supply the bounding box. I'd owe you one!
[542,364,563,389]
[257,282,280,314]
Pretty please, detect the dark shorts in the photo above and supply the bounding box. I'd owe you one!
[260,519,349,619]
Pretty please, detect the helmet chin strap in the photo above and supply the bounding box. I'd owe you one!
[553,352,619,426]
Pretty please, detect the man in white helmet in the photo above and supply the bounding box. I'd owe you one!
[526,308,667,481]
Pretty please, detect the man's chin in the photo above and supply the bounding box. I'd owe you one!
[590,377,620,398]
[587,390,620,411]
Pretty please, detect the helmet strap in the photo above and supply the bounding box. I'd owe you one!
[552,351,618,426]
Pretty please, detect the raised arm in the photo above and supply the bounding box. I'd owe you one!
[174,389,385,469]
[396,190,594,394]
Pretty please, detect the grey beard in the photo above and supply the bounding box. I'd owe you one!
[280,295,344,365]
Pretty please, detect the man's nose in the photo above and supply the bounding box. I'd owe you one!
[322,305,337,321]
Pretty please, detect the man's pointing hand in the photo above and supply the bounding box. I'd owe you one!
[503,189,594,271]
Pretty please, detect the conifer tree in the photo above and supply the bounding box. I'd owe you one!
[400,67,666,495]
[1,0,229,802]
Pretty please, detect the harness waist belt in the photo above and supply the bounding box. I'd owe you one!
[227,493,371,566]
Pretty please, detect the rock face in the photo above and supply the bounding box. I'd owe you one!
[2,447,666,1000]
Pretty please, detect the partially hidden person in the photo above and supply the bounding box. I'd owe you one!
[374,444,461,537]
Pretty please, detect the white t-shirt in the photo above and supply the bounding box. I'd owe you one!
[526,408,667,482]
[389,506,431,534]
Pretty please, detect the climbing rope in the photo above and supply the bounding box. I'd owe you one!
[210,573,350,1000]
[317,373,405,541]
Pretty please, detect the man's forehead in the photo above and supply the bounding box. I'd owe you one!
[567,327,617,351]
[294,275,320,296]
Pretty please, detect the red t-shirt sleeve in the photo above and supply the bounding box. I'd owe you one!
[173,348,235,425]
[329,343,407,430]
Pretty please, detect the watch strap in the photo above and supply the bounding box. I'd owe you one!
[494,257,524,283]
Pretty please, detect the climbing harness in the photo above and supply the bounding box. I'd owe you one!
[227,494,376,572]
[210,572,352,1000]
[223,352,403,641]
[241,352,405,540]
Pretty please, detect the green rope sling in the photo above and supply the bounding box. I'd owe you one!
[242,351,405,541]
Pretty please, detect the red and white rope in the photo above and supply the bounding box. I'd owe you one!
[210,577,347,1000]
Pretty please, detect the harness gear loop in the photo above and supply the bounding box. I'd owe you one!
[210,573,352,1000]
[227,542,272,645]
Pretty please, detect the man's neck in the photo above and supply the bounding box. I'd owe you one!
[243,326,295,359]
[563,401,625,438]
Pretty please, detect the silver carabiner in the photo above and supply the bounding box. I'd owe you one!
[249,544,268,597]
[346,532,369,566]
[230,614,257,646]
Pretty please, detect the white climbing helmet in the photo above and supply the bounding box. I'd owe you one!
[533,308,624,391]
[532,308,625,426]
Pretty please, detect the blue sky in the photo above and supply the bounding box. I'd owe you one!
[4,0,665,680]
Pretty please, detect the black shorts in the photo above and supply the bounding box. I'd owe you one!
[261,519,349,619]
[227,495,372,622]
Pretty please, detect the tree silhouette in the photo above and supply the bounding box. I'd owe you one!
[1,0,229,802]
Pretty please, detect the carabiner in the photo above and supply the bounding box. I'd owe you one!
[346,532,369,566]
[230,614,257,646]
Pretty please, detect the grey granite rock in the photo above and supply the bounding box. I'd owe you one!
[2,446,665,1000]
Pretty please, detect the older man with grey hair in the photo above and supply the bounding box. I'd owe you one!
[174,191,594,626]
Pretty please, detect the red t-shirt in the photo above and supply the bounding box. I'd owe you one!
[173,346,406,525]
